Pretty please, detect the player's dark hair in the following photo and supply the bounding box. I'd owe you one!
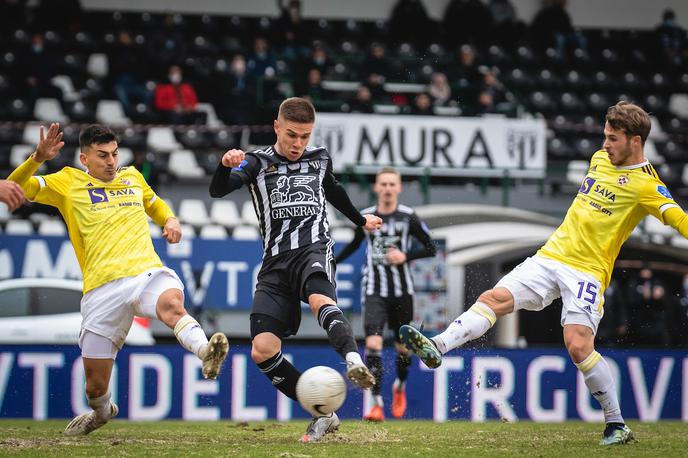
[605,101,651,145]
[278,97,316,124]
[79,124,118,151]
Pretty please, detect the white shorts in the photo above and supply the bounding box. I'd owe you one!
[79,267,184,353]
[495,255,605,334]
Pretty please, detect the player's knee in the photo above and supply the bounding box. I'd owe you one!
[565,338,593,364]
[85,379,108,399]
[251,340,278,364]
[365,335,383,351]
[157,289,185,320]
[478,288,514,316]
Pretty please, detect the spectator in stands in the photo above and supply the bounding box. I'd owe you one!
[409,93,434,115]
[445,45,482,96]
[302,42,331,79]
[21,33,63,102]
[477,69,511,115]
[364,43,390,80]
[247,37,277,79]
[349,85,375,113]
[148,13,187,69]
[531,0,586,54]
[132,150,161,192]
[277,0,310,60]
[154,65,205,125]
[427,72,453,107]
[656,9,688,66]
[217,54,257,125]
[111,31,152,115]
[442,0,493,47]
[627,267,670,346]
[489,0,526,44]
[296,68,327,105]
[0,179,24,212]
[366,73,388,104]
[390,0,433,47]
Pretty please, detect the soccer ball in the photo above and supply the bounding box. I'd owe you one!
[295,366,346,417]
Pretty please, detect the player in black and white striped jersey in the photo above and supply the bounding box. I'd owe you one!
[210,97,382,442]
[336,167,436,421]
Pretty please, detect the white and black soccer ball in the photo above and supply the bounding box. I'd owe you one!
[295,366,346,417]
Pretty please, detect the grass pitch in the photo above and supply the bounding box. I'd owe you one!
[0,420,686,457]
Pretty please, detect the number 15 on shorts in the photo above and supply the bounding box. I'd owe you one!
[576,281,597,304]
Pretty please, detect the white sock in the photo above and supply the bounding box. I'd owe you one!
[345,351,364,366]
[432,302,496,353]
[174,315,208,358]
[393,378,405,391]
[575,351,624,424]
[372,395,384,407]
[88,391,112,420]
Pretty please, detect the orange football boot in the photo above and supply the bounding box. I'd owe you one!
[363,405,385,422]
[391,386,407,419]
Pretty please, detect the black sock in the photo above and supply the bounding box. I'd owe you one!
[396,353,411,383]
[257,351,301,401]
[365,349,383,396]
[317,304,358,358]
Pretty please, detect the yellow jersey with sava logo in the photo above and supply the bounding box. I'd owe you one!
[538,149,678,289]
[30,166,167,293]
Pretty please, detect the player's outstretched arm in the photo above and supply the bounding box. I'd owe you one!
[162,217,182,244]
[323,161,373,228]
[8,123,65,200]
[664,207,688,238]
[334,226,365,263]
[209,149,256,198]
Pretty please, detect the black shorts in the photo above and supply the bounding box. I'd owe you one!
[251,243,336,337]
[363,294,413,342]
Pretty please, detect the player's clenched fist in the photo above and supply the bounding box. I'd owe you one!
[162,217,182,244]
[362,214,383,231]
[222,149,246,168]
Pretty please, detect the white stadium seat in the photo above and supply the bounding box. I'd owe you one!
[196,102,221,127]
[147,127,182,152]
[232,225,261,240]
[178,199,211,226]
[168,150,205,179]
[87,53,109,78]
[210,200,241,227]
[10,144,34,167]
[240,201,259,226]
[37,219,67,236]
[330,226,355,242]
[50,75,79,102]
[5,220,33,235]
[149,222,162,238]
[34,98,68,123]
[200,225,228,239]
[327,204,342,228]
[643,215,673,242]
[22,123,42,145]
[0,203,9,223]
[181,224,196,238]
[566,160,589,185]
[96,100,131,126]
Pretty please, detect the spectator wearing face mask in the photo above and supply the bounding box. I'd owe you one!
[21,33,63,102]
[154,65,206,124]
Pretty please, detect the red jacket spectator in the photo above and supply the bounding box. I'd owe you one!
[154,83,198,111]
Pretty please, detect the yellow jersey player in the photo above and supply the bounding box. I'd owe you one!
[400,101,688,445]
[9,123,229,436]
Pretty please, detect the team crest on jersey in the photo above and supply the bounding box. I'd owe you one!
[266,164,278,174]
[617,175,629,186]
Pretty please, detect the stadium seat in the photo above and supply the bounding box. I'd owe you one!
[96,100,131,126]
[330,226,355,242]
[670,234,688,249]
[231,225,261,240]
[148,127,182,152]
[669,94,688,118]
[682,165,688,187]
[5,219,33,235]
[22,123,42,145]
[199,224,228,239]
[326,204,342,228]
[566,160,589,185]
[240,201,259,226]
[87,53,109,78]
[178,199,211,226]
[168,150,205,179]
[10,144,34,167]
[64,100,96,123]
[642,140,663,165]
[34,98,68,123]
[37,219,67,236]
[118,147,133,166]
[181,224,197,238]
[210,200,241,228]
[196,103,222,127]
[643,215,673,242]
[50,75,80,102]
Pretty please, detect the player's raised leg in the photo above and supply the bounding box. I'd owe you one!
[565,324,634,446]
[144,273,228,380]
[64,334,119,436]
[400,287,504,368]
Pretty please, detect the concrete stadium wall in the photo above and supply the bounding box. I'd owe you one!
[82,0,688,30]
